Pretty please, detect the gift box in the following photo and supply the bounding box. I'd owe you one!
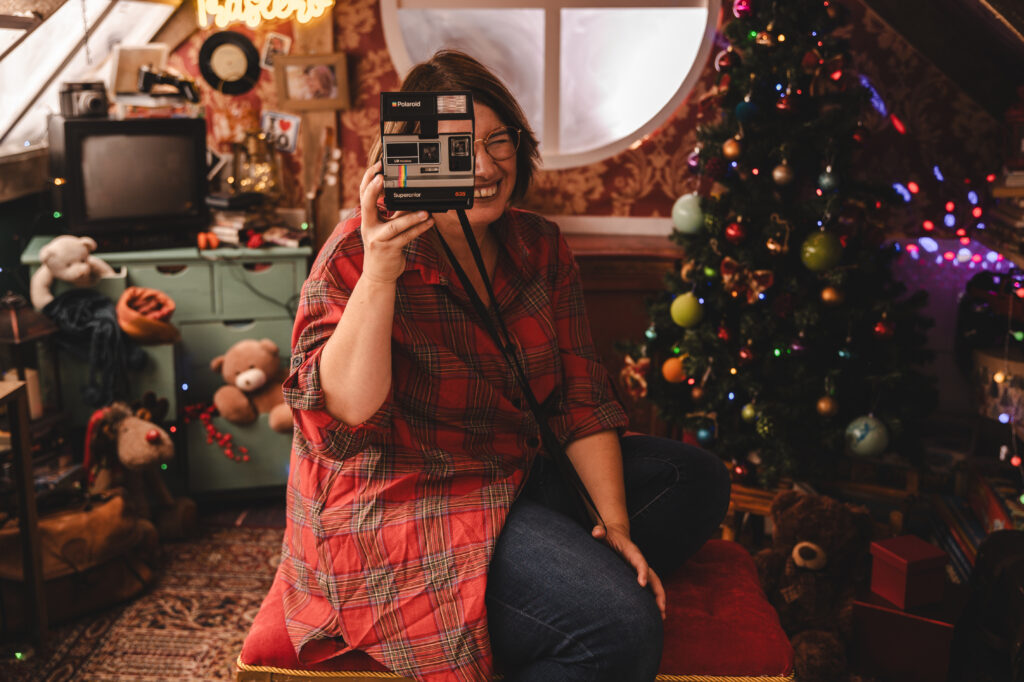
[870,535,948,610]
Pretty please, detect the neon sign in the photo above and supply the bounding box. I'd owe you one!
[197,0,336,29]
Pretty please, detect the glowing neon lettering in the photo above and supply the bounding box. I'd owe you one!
[196,0,336,28]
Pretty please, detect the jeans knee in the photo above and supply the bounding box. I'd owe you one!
[597,592,663,682]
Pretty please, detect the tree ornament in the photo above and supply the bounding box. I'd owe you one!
[672,192,704,234]
[765,213,792,255]
[704,156,727,180]
[741,403,758,422]
[661,356,687,383]
[715,49,738,72]
[735,96,756,124]
[691,386,705,401]
[845,415,889,457]
[717,325,731,342]
[722,136,742,160]
[755,30,774,46]
[732,0,753,19]
[821,285,844,305]
[852,124,868,144]
[680,260,698,282]
[724,220,747,244]
[772,162,794,186]
[756,415,776,438]
[817,395,839,417]
[789,338,806,353]
[670,292,704,328]
[818,165,838,191]
[800,231,843,271]
[696,424,715,444]
[686,148,701,173]
[776,95,792,112]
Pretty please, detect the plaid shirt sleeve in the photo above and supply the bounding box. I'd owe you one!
[546,228,629,446]
[282,221,393,459]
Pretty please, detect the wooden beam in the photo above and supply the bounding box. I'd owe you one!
[152,0,197,52]
[293,14,340,254]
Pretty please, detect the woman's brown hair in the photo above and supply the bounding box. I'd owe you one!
[368,50,539,204]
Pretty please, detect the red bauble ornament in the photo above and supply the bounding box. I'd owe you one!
[724,221,747,244]
[852,125,868,144]
[691,386,705,401]
[717,325,731,342]
[738,346,755,363]
[873,320,895,338]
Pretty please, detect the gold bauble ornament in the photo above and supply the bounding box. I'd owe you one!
[817,396,839,417]
[772,162,794,186]
[722,137,742,160]
[820,286,844,305]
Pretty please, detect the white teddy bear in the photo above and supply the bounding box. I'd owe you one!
[30,235,117,310]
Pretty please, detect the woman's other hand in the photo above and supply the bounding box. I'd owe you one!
[592,522,666,620]
[358,162,434,283]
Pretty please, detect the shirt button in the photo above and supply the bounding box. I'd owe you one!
[526,436,540,449]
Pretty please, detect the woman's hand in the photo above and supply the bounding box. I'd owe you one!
[358,161,435,283]
[592,522,666,620]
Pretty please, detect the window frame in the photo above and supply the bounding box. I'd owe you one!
[380,0,720,170]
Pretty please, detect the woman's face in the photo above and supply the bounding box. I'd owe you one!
[438,103,517,229]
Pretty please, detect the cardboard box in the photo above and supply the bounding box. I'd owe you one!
[870,535,947,609]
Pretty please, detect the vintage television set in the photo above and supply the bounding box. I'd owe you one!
[47,116,209,247]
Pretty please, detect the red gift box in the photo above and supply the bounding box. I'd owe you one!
[870,535,947,610]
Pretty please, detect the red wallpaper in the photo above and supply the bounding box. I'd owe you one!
[170,0,1005,227]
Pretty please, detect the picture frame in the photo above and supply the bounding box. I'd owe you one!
[273,53,349,112]
[260,32,292,71]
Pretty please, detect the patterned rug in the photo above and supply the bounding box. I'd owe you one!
[0,524,284,681]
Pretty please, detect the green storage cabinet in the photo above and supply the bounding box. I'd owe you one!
[21,236,311,494]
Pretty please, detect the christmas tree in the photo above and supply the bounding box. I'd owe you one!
[628,0,935,486]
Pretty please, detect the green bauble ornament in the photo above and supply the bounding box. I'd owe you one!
[845,415,889,457]
[670,292,704,328]
[800,231,843,272]
[741,403,758,422]
[671,192,704,235]
[756,415,776,438]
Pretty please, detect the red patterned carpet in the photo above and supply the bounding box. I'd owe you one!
[0,524,283,681]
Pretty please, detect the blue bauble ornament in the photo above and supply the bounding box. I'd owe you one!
[672,192,704,234]
[845,415,889,457]
[818,165,838,191]
[735,98,757,124]
[696,425,715,444]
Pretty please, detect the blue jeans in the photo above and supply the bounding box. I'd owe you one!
[485,435,731,681]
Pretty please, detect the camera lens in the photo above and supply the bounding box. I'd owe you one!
[80,91,105,114]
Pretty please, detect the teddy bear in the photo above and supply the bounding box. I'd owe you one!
[754,490,875,682]
[84,396,199,541]
[210,338,293,433]
[30,235,117,310]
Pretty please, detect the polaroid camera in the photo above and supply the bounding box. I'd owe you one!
[379,91,475,212]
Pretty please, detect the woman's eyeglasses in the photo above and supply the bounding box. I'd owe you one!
[475,126,520,161]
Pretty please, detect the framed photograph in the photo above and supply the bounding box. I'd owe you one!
[260,32,292,71]
[274,53,349,111]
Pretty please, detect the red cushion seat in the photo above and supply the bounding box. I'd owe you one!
[236,539,793,681]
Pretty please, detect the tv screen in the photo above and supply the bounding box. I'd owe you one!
[81,134,199,221]
[49,116,209,246]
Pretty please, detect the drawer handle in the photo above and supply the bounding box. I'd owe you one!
[243,262,272,272]
[223,319,256,329]
[156,265,188,275]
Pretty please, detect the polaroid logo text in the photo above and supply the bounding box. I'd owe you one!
[391,101,422,108]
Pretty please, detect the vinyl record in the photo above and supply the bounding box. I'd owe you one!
[198,31,261,95]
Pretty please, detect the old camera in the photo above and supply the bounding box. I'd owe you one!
[59,81,109,118]
[380,91,474,212]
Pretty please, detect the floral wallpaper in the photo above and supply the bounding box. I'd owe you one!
[170,0,1005,230]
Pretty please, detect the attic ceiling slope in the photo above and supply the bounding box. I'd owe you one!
[862,0,1024,120]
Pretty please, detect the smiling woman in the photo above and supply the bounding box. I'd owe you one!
[380,0,719,169]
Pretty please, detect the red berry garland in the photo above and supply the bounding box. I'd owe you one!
[183,403,251,462]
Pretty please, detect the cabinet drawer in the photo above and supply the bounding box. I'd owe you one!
[126,262,215,321]
[185,414,291,493]
[216,257,302,319]
[177,317,294,403]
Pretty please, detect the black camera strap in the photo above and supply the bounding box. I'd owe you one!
[432,209,602,528]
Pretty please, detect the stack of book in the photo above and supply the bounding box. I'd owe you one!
[210,210,248,245]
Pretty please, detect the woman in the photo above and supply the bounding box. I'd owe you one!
[281,50,730,682]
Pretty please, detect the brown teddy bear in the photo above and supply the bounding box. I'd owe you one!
[30,235,117,310]
[210,338,292,433]
[754,490,875,682]
[84,397,198,541]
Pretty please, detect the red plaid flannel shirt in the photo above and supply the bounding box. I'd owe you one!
[279,208,628,681]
